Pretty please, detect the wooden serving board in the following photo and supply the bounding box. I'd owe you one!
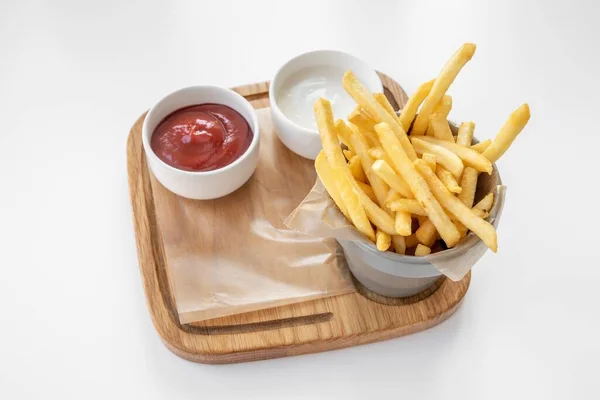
[127,72,471,364]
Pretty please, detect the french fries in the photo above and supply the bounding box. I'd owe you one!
[385,189,401,204]
[311,42,530,256]
[347,123,391,206]
[371,159,414,199]
[398,79,435,131]
[415,219,437,247]
[422,153,436,170]
[348,155,367,183]
[346,122,406,253]
[414,160,497,252]
[483,103,531,163]
[412,136,493,174]
[335,119,355,153]
[374,92,400,122]
[435,165,462,194]
[376,229,392,251]
[343,149,355,160]
[412,43,477,135]
[314,98,375,241]
[315,151,349,219]
[428,113,455,142]
[343,71,418,160]
[471,139,491,153]
[415,244,432,256]
[474,193,494,213]
[387,199,427,216]
[357,181,377,203]
[458,167,479,207]
[411,137,464,178]
[395,211,412,236]
[433,95,452,118]
[375,122,461,247]
[456,121,475,147]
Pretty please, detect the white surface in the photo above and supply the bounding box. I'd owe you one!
[0,0,598,399]
[142,85,260,199]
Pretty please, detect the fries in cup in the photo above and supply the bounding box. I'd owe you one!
[309,42,529,256]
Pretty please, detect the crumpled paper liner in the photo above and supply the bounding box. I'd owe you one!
[285,166,506,282]
[150,108,354,324]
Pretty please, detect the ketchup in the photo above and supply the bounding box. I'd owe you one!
[151,104,253,172]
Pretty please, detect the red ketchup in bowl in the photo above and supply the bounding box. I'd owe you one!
[151,104,253,172]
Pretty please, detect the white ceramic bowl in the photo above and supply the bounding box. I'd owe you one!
[142,86,260,200]
[269,50,383,160]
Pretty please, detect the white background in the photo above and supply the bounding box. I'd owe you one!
[1,0,598,399]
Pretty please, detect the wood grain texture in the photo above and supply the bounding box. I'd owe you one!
[127,73,471,364]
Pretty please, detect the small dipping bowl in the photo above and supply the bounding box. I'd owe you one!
[340,124,504,298]
[270,50,383,160]
[142,86,260,200]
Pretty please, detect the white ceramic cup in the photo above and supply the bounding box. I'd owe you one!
[142,86,260,200]
[269,50,383,160]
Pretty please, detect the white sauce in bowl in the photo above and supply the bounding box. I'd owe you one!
[276,65,357,131]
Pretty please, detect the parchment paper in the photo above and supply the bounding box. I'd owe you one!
[149,108,354,324]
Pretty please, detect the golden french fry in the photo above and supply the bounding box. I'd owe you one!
[348,105,377,126]
[456,208,489,237]
[435,165,462,194]
[368,147,386,160]
[414,159,497,252]
[348,108,376,132]
[376,229,392,251]
[375,122,460,247]
[433,95,452,118]
[314,98,375,241]
[456,121,475,147]
[343,149,354,160]
[458,167,478,207]
[398,79,435,131]
[374,92,399,121]
[357,181,377,203]
[411,137,464,178]
[412,43,477,135]
[483,103,531,163]
[371,159,415,199]
[334,119,355,153]
[347,123,391,207]
[415,244,432,256]
[472,208,489,219]
[415,219,437,247]
[412,136,492,174]
[395,211,412,236]
[347,123,409,251]
[470,139,491,153]
[385,189,401,204]
[368,148,414,198]
[474,193,494,213]
[349,155,367,183]
[346,124,409,244]
[427,113,455,142]
[387,199,428,216]
[343,71,418,160]
[392,235,406,255]
[315,151,349,219]
[349,171,397,235]
[422,153,436,170]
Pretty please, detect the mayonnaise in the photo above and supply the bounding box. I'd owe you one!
[277,65,357,131]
